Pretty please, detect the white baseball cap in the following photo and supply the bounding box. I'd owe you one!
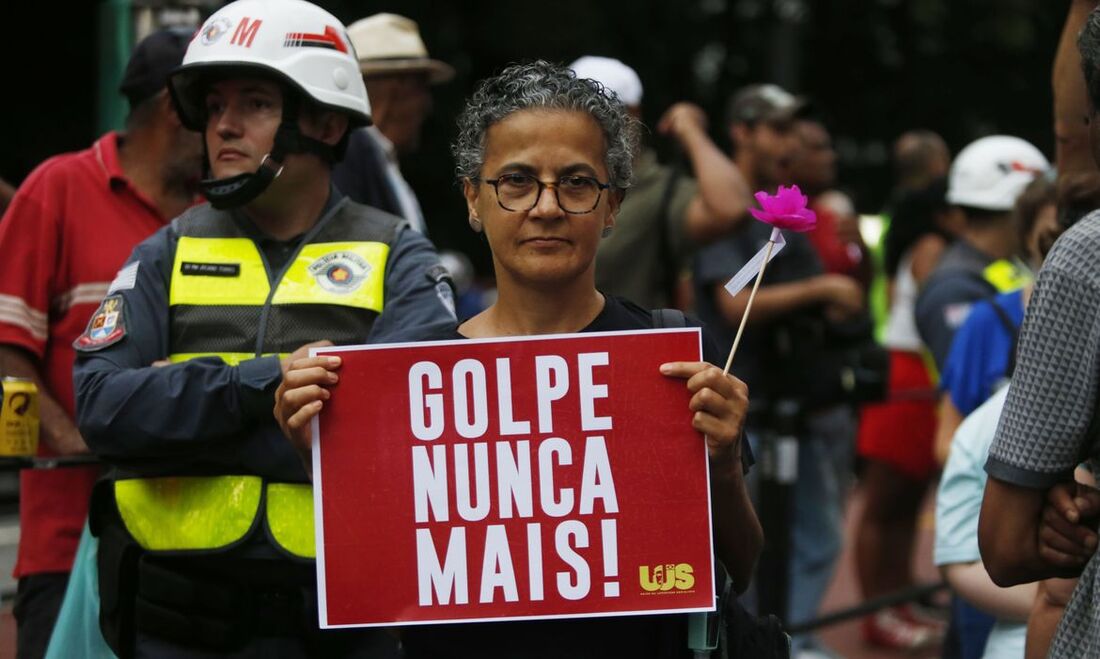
[947,135,1050,211]
[569,56,643,107]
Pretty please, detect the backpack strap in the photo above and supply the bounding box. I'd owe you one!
[650,308,688,329]
[985,294,1021,379]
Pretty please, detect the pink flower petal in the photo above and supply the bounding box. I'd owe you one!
[748,184,817,232]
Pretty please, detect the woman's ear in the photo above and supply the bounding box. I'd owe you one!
[463,178,482,232]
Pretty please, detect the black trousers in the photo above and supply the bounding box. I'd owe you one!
[13,572,69,659]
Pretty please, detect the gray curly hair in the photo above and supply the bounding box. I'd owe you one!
[452,60,641,190]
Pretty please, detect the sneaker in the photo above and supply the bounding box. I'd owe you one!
[897,602,948,632]
[862,607,941,650]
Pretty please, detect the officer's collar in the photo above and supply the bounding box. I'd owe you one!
[231,184,344,246]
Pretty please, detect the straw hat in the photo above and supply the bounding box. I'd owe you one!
[346,13,454,83]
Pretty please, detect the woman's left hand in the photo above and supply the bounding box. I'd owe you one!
[660,361,749,464]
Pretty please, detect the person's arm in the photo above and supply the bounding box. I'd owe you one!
[656,103,751,243]
[367,226,457,343]
[908,234,947,286]
[981,241,1100,584]
[713,272,863,326]
[74,233,284,460]
[1026,577,1079,659]
[1053,0,1100,175]
[0,346,86,455]
[944,561,1036,621]
[659,361,761,593]
[979,478,1056,585]
[935,393,965,466]
[1025,465,1096,659]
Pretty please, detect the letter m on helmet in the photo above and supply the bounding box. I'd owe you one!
[231,17,262,47]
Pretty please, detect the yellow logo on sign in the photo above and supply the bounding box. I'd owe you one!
[639,563,695,592]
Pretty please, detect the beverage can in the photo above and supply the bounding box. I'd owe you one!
[0,378,39,457]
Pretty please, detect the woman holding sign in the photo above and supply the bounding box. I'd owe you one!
[276,61,764,658]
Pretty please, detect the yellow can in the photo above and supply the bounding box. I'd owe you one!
[0,378,39,456]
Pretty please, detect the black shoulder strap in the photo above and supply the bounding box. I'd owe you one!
[985,295,1021,379]
[650,308,688,328]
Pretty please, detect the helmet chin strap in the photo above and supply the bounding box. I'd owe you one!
[201,152,285,210]
[200,95,338,210]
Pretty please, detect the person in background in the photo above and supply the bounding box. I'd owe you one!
[935,173,1100,659]
[333,13,454,232]
[73,2,456,655]
[914,135,1048,373]
[933,176,1059,465]
[853,177,953,650]
[568,56,751,310]
[790,117,872,291]
[979,14,1100,656]
[889,131,952,209]
[694,82,865,658]
[0,29,199,659]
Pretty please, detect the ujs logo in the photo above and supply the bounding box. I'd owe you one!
[639,563,694,592]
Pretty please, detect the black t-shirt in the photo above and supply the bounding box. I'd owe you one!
[693,222,824,395]
[402,295,747,659]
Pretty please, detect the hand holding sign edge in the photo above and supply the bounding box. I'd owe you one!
[275,351,342,477]
[658,361,748,466]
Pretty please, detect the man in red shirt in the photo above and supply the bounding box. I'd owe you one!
[0,29,200,658]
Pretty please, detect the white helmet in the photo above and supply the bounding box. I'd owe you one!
[947,135,1049,212]
[169,0,371,131]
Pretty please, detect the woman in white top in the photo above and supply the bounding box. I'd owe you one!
[854,179,953,650]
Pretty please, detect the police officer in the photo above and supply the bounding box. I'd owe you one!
[72,0,456,656]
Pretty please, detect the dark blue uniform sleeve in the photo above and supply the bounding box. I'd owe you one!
[73,227,281,460]
[368,226,458,343]
[914,276,995,372]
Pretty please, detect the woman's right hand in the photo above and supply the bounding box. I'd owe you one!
[274,354,342,468]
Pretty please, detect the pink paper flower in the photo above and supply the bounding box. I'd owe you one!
[748,185,817,232]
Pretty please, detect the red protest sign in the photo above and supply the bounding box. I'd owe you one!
[312,329,715,628]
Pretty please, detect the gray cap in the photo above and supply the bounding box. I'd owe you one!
[727,83,806,126]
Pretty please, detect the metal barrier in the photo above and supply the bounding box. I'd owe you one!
[785,580,948,635]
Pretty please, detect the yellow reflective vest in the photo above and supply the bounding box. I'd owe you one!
[113,201,400,560]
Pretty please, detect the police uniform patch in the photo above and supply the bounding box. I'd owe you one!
[74,295,128,351]
[308,251,370,294]
[426,264,457,320]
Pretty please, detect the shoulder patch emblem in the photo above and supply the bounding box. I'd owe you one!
[426,264,457,320]
[74,295,127,351]
[308,251,370,294]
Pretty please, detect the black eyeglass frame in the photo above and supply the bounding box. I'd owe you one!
[474,174,613,214]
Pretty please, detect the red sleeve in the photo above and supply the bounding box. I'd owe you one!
[0,163,63,359]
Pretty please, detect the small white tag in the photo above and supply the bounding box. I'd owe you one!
[107,262,139,294]
[723,229,786,298]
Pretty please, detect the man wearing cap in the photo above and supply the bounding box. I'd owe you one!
[0,28,200,658]
[333,13,454,233]
[914,135,1049,373]
[568,56,751,310]
[692,83,867,655]
[72,1,455,655]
